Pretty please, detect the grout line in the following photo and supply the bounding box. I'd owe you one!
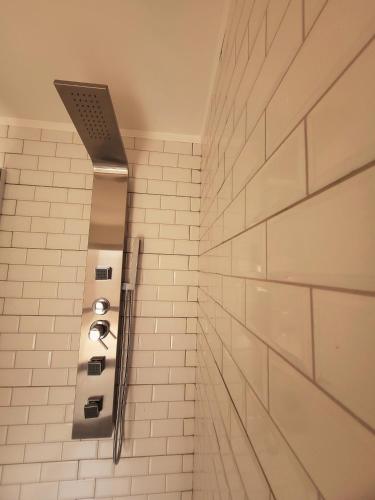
[302,0,306,40]
[303,117,309,194]
[305,0,328,37]
[197,319,274,496]
[198,316,317,497]
[198,285,375,435]
[199,159,375,258]
[202,19,375,209]
[201,267,375,298]
[266,347,270,410]
[310,287,316,380]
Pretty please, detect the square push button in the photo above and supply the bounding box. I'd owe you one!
[84,396,103,419]
[87,356,105,376]
[95,266,112,280]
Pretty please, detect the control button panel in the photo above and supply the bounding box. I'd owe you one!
[95,266,112,280]
[84,396,103,419]
[92,297,110,315]
[87,356,106,376]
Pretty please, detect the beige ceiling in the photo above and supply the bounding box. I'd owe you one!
[0,0,227,139]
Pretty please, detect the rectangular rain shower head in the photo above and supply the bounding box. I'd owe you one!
[54,80,127,165]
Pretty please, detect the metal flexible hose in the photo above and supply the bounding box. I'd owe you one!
[113,288,133,464]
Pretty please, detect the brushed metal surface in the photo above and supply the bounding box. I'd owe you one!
[54,80,127,165]
[72,166,128,439]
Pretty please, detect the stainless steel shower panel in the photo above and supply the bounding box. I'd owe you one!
[72,165,128,439]
[54,80,127,165]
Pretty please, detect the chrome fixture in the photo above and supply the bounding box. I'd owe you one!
[54,81,140,463]
[54,80,127,164]
[113,237,140,464]
[88,319,113,349]
[92,297,110,315]
[0,167,6,213]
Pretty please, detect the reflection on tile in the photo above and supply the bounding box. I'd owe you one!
[269,352,375,500]
[268,168,375,291]
[222,276,246,323]
[231,225,266,279]
[313,289,375,429]
[246,280,313,376]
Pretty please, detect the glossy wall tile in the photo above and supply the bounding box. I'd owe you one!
[196,0,375,498]
[0,127,198,498]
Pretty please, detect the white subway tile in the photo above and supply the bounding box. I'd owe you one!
[246,280,313,376]
[267,0,375,154]
[131,474,165,495]
[232,114,265,197]
[150,152,178,167]
[313,289,375,428]
[38,156,70,173]
[269,352,375,500]
[55,143,86,159]
[165,141,192,155]
[40,461,77,482]
[268,168,375,291]
[2,463,41,484]
[304,0,327,33]
[5,153,38,170]
[231,224,266,279]
[246,383,318,500]
[307,41,375,192]
[0,138,23,153]
[41,129,73,143]
[231,317,268,404]
[247,0,303,137]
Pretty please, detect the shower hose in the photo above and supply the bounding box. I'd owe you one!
[113,286,134,464]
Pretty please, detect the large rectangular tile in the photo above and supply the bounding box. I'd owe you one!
[231,317,268,404]
[245,123,306,227]
[246,280,313,376]
[225,112,246,176]
[230,407,270,500]
[223,190,245,241]
[231,224,266,279]
[307,41,375,192]
[232,114,265,197]
[222,348,246,422]
[222,276,246,323]
[246,384,318,500]
[304,0,326,33]
[269,351,375,500]
[266,0,375,154]
[313,289,375,429]
[246,0,303,136]
[266,0,290,48]
[267,167,375,291]
[234,17,266,123]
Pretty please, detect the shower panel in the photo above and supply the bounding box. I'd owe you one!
[54,80,137,446]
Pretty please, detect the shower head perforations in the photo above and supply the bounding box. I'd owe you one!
[54,80,127,165]
[71,91,111,140]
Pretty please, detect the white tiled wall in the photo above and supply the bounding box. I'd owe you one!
[0,125,199,499]
[195,1,375,499]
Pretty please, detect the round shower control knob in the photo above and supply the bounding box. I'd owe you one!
[92,297,110,315]
[88,320,110,348]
